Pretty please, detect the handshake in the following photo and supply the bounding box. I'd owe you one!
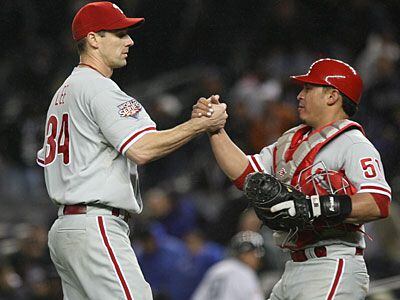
[191,95,228,133]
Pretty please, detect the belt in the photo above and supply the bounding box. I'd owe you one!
[62,204,130,222]
[291,246,364,262]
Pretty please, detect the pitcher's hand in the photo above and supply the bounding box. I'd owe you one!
[191,95,221,119]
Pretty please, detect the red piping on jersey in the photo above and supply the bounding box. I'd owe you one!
[327,259,345,300]
[371,193,390,218]
[119,126,156,153]
[360,185,391,195]
[250,155,263,172]
[233,162,255,190]
[97,216,133,300]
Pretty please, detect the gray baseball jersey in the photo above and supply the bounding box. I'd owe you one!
[247,127,391,249]
[191,258,264,300]
[245,124,390,300]
[38,66,155,300]
[37,67,156,213]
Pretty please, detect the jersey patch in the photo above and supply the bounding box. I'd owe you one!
[118,99,142,118]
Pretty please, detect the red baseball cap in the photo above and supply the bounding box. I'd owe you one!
[72,2,144,41]
[290,58,363,104]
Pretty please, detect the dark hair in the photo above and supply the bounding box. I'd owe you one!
[322,86,358,117]
[76,31,106,55]
[76,39,86,54]
[341,93,358,117]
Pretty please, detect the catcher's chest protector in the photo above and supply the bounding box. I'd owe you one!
[273,119,364,196]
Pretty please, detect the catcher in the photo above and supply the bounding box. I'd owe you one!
[192,58,391,300]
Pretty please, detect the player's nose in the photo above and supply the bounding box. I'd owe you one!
[297,89,305,101]
[126,35,134,47]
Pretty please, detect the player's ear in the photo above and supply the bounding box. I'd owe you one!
[326,88,341,106]
[86,32,101,49]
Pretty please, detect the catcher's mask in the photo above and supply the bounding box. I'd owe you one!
[295,161,356,196]
[230,231,265,258]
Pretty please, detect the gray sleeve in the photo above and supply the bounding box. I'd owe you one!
[344,142,391,197]
[90,88,156,154]
[247,142,276,174]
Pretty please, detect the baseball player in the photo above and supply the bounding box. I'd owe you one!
[191,231,265,300]
[36,2,227,300]
[192,58,391,299]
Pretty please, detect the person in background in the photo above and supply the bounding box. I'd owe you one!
[191,230,265,300]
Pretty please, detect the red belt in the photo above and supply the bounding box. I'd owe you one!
[63,204,130,222]
[291,246,364,262]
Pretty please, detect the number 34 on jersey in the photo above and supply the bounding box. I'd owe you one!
[36,84,70,166]
[44,113,70,165]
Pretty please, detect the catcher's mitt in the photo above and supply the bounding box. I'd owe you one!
[243,172,313,231]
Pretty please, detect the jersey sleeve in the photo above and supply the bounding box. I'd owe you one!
[233,143,276,189]
[248,143,276,174]
[91,88,157,155]
[344,142,391,199]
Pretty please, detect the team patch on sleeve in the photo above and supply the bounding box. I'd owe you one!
[118,99,142,118]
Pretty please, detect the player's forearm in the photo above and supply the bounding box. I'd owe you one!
[209,129,248,180]
[345,193,384,223]
[126,118,206,165]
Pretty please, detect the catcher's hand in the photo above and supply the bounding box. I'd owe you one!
[243,172,352,231]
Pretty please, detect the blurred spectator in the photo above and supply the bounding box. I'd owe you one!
[135,223,189,300]
[144,188,198,239]
[150,94,184,130]
[355,34,400,181]
[178,229,224,299]
[25,266,55,300]
[230,67,283,119]
[237,209,287,295]
[364,202,400,279]
[237,208,289,272]
[8,225,53,282]
[207,196,249,245]
[356,33,400,89]
[191,231,265,300]
[0,261,26,300]
[249,101,298,152]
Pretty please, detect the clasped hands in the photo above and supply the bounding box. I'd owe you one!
[191,95,227,133]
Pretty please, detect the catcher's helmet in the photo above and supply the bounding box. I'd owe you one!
[230,231,265,258]
[290,58,363,104]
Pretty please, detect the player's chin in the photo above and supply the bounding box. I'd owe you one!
[298,113,307,123]
[113,59,128,69]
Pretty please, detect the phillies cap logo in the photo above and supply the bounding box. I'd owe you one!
[118,99,142,117]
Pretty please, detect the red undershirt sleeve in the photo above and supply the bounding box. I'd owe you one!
[232,162,256,190]
[371,193,390,218]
